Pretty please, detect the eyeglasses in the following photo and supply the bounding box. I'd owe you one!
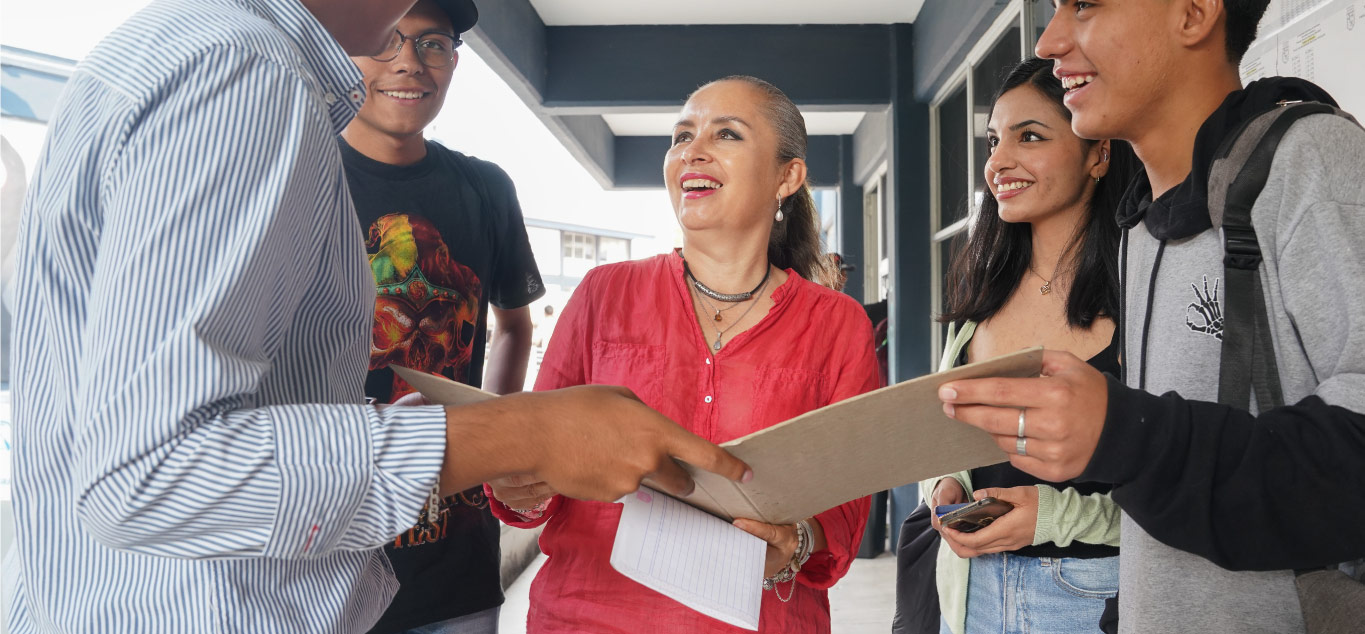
[370,29,462,68]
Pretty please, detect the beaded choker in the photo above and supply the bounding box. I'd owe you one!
[683,259,772,303]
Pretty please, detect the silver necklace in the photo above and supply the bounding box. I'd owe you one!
[695,291,745,322]
[685,260,771,303]
[693,275,769,351]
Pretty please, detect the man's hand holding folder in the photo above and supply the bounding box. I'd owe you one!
[392,366,753,506]
[938,349,1109,482]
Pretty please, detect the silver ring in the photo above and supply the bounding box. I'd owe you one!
[1017,408,1027,438]
[1016,437,1028,456]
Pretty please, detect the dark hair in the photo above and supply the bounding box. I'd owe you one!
[691,75,835,287]
[1224,0,1271,64]
[940,57,1138,329]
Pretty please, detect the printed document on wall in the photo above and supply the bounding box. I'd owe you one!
[1242,0,1365,115]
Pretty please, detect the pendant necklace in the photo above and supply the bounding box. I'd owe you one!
[697,294,744,322]
[692,274,770,351]
[1029,260,1062,296]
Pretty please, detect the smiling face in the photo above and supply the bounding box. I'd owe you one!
[984,84,1106,225]
[1036,0,1182,141]
[349,0,457,141]
[664,80,801,237]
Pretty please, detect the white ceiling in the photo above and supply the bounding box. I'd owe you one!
[602,110,867,137]
[528,0,925,26]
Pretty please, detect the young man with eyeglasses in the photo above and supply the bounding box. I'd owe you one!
[339,1,542,632]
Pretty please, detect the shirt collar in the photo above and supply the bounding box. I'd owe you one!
[242,0,366,133]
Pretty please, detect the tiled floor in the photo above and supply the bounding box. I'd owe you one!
[499,552,898,633]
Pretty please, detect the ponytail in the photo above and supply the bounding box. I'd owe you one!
[771,184,835,287]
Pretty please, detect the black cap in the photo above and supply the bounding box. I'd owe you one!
[432,0,478,34]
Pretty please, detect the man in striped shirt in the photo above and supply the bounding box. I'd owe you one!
[3,0,749,631]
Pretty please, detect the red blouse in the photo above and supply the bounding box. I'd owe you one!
[489,252,879,634]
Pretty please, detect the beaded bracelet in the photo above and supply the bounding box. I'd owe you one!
[763,519,814,602]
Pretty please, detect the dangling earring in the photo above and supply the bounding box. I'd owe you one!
[775,195,785,222]
[1094,175,1102,183]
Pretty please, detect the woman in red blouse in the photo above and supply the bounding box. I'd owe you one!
[485,76,880,633]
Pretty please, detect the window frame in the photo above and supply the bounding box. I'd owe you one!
[927,0,1046,369]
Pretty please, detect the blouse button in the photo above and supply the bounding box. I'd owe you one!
[704,395,713,403]
[705,358,712,365]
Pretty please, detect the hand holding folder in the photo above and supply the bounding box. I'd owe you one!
[393,348,1043,630]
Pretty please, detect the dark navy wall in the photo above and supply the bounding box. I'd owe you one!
[837,135,865,303]
[466,0,549,101]
[852,107,890,186]
[541,25,893,110]
[887,23,934,551]
[911,0,1011,100]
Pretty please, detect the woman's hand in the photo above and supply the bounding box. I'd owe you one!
[928,477,969,532]
[733,517,830,579]
[733,518,802,579]
[488,475,556,512]
[939,486,1039,559]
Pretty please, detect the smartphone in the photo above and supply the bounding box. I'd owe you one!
[935,497,1013,533]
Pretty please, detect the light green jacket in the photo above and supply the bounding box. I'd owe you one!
[919,321,1122,634]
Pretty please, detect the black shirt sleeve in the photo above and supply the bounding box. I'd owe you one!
[1081,375,1365,571]
[468,159,544,310]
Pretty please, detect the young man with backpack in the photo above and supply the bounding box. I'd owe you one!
[937,0,1365,632]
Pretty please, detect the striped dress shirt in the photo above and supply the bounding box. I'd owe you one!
[5,0,450,631]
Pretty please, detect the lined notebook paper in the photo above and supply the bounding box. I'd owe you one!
[610,488,766,630]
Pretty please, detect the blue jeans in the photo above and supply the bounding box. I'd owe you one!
[400,607,499,634]
[963,553,1117,634]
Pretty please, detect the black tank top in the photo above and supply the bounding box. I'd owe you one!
[959,326,1121,559]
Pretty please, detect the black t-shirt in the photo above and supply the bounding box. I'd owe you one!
[962,327,1121,560]
[340,138,545,632]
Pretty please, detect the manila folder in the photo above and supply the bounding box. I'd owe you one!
[679,347,1042,525]
[391,365,498,406]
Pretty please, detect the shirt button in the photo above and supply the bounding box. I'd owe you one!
[704,396,713,404]
[705,358,712,365]
[324,93,337,105]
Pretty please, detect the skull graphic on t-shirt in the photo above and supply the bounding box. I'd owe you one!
[366,213,482,399]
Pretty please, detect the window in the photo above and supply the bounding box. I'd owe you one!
[561,232,597,278]
[937,84,970,235]
[560,231,632,280]
[598,236,630,265]
[928,0,1037,368]
[1027,0,1054,57]
[815,188,840,257]
[972,26,1023,205]
[862,167,889,302]
[933,83,969,323]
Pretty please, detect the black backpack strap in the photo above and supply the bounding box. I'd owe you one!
[1211,102,1362,411]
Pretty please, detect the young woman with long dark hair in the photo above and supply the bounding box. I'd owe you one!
[922,57,1138,634]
